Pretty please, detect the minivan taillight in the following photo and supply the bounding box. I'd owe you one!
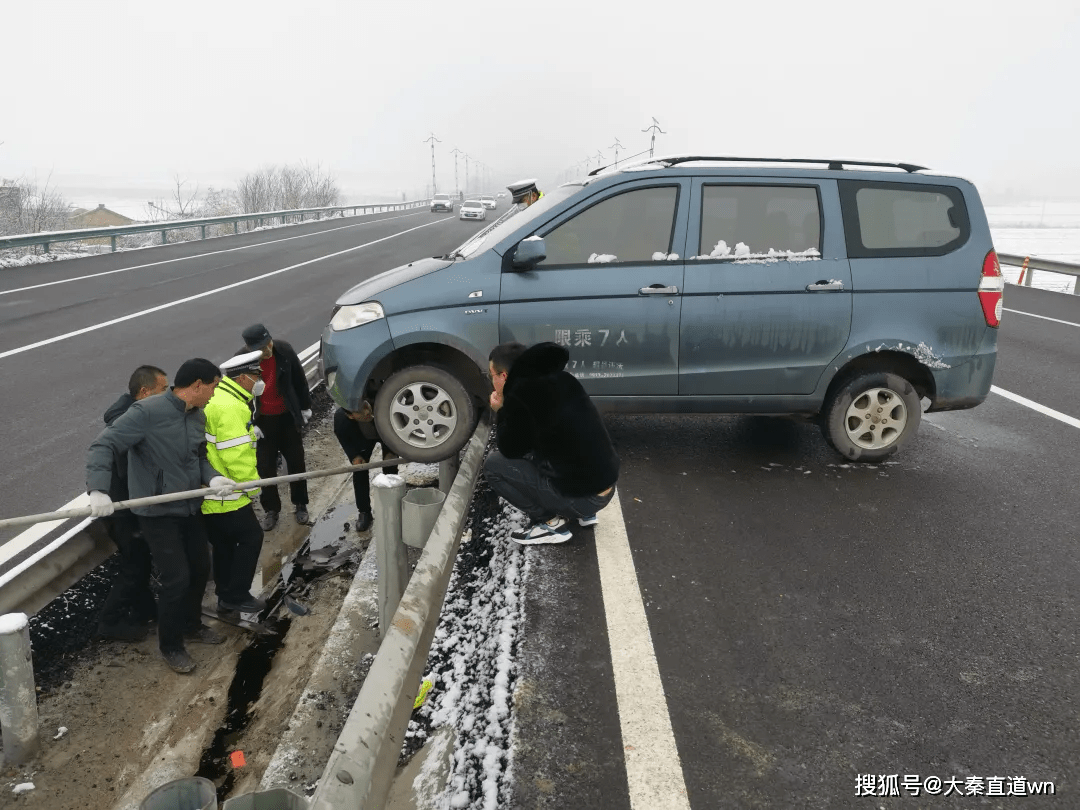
[978,250,1004,327]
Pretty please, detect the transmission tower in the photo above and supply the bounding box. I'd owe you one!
[423,133,442,194]
[642,117,666,158]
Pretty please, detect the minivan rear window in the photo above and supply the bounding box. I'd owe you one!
[839,180,969,258]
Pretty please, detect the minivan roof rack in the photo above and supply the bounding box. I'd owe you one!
[590,155,928,176]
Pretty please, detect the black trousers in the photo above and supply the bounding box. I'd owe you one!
[98,510,157,629]
[255,412,307,512]
[137,515,211,653]
[483,450,614,524]
[203,504,265,604]
[332,412,397,514]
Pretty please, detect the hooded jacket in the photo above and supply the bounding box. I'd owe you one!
[86,389,216,517]
[495,342,620,497]
[202,376,260,514]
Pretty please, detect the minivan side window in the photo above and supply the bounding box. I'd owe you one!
[541,186,678,265]
[696,185,821,259]
[838,180,969,258]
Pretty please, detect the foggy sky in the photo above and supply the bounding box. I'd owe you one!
[4,0,1079,203]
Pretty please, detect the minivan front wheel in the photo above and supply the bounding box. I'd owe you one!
[374,365,477,463]
[822,371,921,461]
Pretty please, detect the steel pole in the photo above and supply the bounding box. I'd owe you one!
[372,474,408,636]
[0,613,39,765]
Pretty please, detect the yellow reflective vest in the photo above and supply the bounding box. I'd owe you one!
[202,377,260,514]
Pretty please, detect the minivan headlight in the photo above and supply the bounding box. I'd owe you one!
[330,302,385,331]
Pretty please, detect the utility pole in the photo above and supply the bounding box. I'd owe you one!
[423,132,442,194]
[642,117,666,158]
[450,148,463,196]
[594,150,604,170]
[608,138,624,169]
[464,153,470,196]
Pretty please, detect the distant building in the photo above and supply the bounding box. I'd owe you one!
[70,204,134,228]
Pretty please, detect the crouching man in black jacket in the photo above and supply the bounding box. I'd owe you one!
[483,341,620,545]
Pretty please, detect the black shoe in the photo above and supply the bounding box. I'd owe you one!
[355,511,373,532]
[160,648,196,674]
[260,511,279,531]
[295,506,309,524]
[218,595,267,613]
[97,623,148,643]
[510,516,573,545]
[184,625,226,644]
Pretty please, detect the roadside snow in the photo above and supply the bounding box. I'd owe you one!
[407,501,529,809]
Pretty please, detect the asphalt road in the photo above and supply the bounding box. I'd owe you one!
[511,285,1080,809]
[0,206,495,551]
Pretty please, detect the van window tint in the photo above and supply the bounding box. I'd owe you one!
[542,186,678,265]
[698,185,821,257]
[839,180,969,258]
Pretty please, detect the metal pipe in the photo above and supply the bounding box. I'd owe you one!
[0,613,39,765]
[372,474,407,635]
[0,458,403,531]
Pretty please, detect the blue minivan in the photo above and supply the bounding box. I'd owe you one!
[321,156,1002,463]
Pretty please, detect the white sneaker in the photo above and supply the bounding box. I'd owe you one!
[577,514,598,527]
[510,517,572,545]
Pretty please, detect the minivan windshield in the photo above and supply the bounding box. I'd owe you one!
[447,184,582,260]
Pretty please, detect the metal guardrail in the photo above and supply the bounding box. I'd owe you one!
[0,200,430,254]
[999,252,1080,293]
[309,415,492,810]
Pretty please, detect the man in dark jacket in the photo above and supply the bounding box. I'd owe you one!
[241,323,313,529]
[95,365,168,641]
[483,341,620,545]
[333,402,398,533]
[86,358,234,674]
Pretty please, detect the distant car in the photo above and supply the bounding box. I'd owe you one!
[479,195,497,210]
[430,194,453,213]
[459,200,486,221]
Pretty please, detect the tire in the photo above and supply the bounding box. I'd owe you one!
[821,371,921,462]
[374,364,477,463]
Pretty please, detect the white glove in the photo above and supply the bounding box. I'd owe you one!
[301,409,312,425]
[87,490,115,517]
[253,426,265,440]
[208,476,236,498]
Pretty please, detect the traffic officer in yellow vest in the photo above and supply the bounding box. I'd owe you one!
[202,350,267,614]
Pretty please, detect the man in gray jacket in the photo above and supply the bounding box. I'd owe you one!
[86,358,235,674]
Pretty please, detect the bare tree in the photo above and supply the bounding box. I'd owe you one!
[234,162,340,217]
[0,174,71,239]
[171,174,201,218]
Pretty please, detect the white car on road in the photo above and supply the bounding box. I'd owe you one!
[459,199,486,221]
[479,195,497,210]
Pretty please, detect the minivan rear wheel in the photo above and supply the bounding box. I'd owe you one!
[374,364,477,463]
[822,371,921,461]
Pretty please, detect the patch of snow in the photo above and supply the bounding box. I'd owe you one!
[372,473,405,489]
[53,726,68,740]
[587,253,617,263]
[11,783,35,794]
[0,613,28,634]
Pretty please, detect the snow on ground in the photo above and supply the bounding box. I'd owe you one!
[404,487,530,810]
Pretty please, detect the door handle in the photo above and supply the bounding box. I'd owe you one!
[806,279,844,291]
[639,285,679,295]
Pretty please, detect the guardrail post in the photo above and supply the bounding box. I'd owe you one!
[42,241,49,254]
[200,225,206,240]
[438,456,458,495]
[110,236,117,252]
[0,613,39,765]
[161,230,167,245]
[372,475,408,635]
[233,221,238,235]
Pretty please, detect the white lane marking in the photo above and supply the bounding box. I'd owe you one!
[991,386,1080,430]
[0,494,90,569]
[0,218,447,360]
[1003,308,1080,329]
[0,210,428,297]
[595,490,691,810]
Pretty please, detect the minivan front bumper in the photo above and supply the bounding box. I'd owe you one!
[321,317,397,412]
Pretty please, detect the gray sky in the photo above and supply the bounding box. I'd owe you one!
[4,0,1079,206]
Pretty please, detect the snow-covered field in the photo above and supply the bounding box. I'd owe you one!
[988,203,1080,294]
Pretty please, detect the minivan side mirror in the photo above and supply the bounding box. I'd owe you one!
[512,236,547,270]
